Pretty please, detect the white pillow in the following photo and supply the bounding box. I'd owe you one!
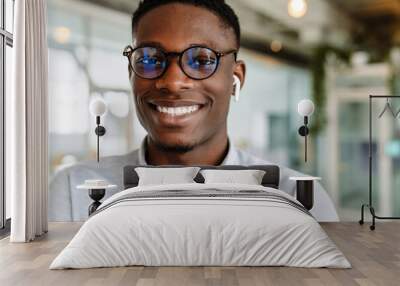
[135,167,201,186]
[200,169,266,185]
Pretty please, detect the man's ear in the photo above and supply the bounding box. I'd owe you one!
[233,59,246,89]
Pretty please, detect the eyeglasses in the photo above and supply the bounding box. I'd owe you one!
[123,45,237,80]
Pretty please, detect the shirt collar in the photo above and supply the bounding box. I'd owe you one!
[137,136,239,165]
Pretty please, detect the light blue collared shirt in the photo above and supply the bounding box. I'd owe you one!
[49,136,339,222]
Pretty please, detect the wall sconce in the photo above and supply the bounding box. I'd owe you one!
[297,99,314,162]
[89,98,107,162]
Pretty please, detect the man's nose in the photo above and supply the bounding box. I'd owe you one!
[155,59,194,93]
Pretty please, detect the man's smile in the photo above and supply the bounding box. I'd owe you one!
[156,105,199,116]
[146,99,208,127]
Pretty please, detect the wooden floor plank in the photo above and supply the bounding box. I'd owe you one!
[0,222,399,286]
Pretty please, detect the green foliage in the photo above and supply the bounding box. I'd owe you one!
[310,45,350,134]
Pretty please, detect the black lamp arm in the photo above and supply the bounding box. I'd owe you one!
[298,116,309,162]
[94,116,106,163]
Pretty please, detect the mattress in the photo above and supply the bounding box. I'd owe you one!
[50,183,351,269]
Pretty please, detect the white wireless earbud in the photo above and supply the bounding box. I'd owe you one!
[233,75,241,102]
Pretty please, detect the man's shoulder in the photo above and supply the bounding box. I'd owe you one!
[234,148,271,165]
[81,149,140,168]
[52,149,141,178]
[235,148,312,178]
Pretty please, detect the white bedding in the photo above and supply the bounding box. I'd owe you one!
[50,183,351,269]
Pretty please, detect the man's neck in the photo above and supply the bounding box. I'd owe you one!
[145,133,229,166]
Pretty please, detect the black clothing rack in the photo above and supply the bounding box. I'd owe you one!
[360,95,400,230]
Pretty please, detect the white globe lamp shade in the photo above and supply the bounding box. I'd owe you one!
[89,98,107,117]
[298,99,315,116]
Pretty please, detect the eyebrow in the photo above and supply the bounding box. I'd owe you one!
[135,41,219,50]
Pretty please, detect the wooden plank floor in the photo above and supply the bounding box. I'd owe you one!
[0,222,399,286]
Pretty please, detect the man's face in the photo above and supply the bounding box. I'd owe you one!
[130,3,245,151]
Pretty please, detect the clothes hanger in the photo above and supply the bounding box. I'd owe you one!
[395,104,400,118]
[378,98,397,118]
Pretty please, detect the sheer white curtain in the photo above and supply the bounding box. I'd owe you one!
[7,0,48,242]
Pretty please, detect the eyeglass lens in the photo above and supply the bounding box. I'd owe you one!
[130,47,218,79]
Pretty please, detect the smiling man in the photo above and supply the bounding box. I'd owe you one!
[49,0,339,222]
[126,1,244,166]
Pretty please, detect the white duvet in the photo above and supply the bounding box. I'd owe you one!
[50,183,351,269]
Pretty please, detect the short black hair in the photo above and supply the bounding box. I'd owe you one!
[131,0,241,48]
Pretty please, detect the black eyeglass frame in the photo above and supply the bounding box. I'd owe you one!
[123,44,238,80]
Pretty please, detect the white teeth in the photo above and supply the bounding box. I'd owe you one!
[156,105,200,116]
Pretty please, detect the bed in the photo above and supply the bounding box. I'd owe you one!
[50,165,350,269]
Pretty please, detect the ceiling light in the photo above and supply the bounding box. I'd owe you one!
[270,40,283,52]
[288,0,307,18]
[53,26,71,44]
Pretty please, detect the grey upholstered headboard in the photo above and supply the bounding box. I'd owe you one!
[123,165,280,189]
